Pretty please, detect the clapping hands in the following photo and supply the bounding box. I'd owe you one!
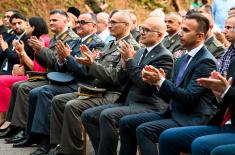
[142,65,165,86]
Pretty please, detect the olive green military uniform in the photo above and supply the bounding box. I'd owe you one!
[50,34,140,155]
[205,36,225,59]
[163,33,184,60]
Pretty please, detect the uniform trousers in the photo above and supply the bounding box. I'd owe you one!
[81,103,154,155]
[26,83,77,135]
[50,92,120,155]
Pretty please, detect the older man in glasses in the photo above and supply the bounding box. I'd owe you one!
[48,10,140,155]
[81,16,173,155]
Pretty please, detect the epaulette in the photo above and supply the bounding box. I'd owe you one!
[67,29,79,39]
[127,38,138,46]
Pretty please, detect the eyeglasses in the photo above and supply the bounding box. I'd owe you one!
[4,15,11,19]
[108,20,127,26]
[139,26,160,34]
[76,20,95,25]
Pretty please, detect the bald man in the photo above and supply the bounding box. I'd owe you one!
[81,16,173,155]
[201,12,225,59]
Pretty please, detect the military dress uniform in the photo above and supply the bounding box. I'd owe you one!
[163,33,184,60]
[50,34,140,155]
[9,28,81,130]
[205,35,225,59]
[26,32,105,138]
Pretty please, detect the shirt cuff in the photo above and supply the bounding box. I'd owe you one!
[221,85,231,99]
[156,76,165,90]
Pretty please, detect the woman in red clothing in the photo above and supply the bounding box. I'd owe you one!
[0,16,49,128]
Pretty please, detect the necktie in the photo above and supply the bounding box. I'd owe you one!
[221,106,232,126]
[169,54,191,110]
[175,54,191,86]
[138,48,148,65]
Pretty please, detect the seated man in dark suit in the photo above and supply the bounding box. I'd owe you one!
[0,12,34,74]
[157,14,235,155]
[81,16,174,155]
[117,13,218,155]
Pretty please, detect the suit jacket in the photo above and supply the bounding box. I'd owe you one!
[209,56,235,126]
[205,36,225,59]
[0,33,34,74]
[159,46,218,126]
[88,34,140,93]
[124,42,174,111]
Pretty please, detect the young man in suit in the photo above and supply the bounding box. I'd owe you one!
[117,13,218,155]
[81,16,174,155]
[48,10,140,155]
[0,12,34,74]
[158,15,235,155]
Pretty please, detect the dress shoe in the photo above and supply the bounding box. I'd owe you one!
[13,135,38,147]
[0,127,20,138]
[47,144,60,155]
[5,130,25,143]
[30,145,51,155]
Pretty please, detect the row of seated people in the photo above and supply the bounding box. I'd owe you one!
[0,5,234,155]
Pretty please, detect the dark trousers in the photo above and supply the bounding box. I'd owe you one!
[26,83,77,135]
[119,112,180,155]
[9,80,48,128]
[159,125,235,155]
[6,80,25,121]
[211,144,235,155]
[81,104,153,155]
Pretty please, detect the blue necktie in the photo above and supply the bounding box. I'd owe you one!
[169,54,191,110]
[175,54,191,86]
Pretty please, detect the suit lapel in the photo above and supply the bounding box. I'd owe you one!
[176,46,206,86]
[139,43,163,67]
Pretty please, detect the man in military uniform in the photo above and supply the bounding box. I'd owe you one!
[128,10,140,42]
[48,10,140,155]
[10,11,105,155]
[0,9,82,148]
[202,12,225,59]
[163,12,184,59]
